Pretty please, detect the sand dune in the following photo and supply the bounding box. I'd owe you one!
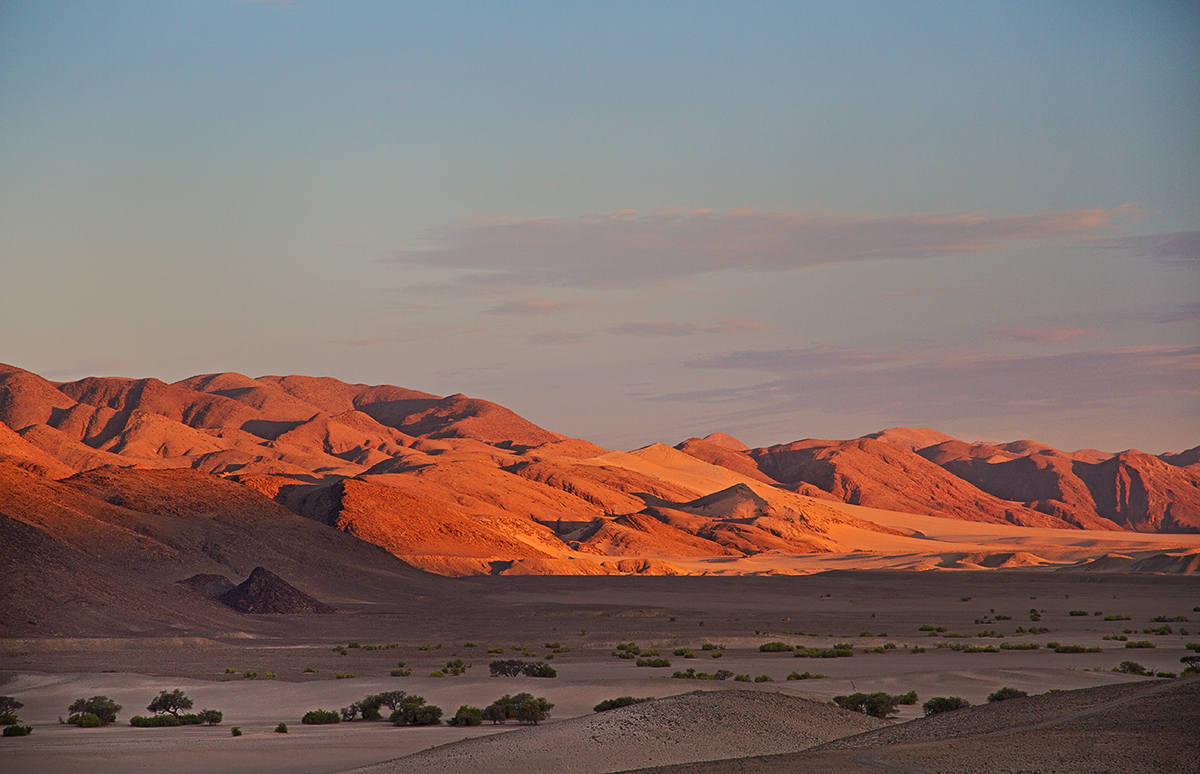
[347,690,886,774]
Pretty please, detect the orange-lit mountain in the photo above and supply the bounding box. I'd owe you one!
[674,429,1200,533]
[2,364,1198,592]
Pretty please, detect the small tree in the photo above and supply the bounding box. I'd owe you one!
[68,696,121,726]
[481,703,507,724]
[922,696,971,716]
[986,687,1027,703]
[515,696,554,725]
[448,705,483,726]
[0,697,23,717]
[147,689,193,717]
[198,709,223,725]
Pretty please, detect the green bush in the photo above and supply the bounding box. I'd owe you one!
[1068,610,1088,616]
[0,714,17,726]
[389,695,443,726]
[733,674,752,682]
[199,709,223,725]
[0,697,23,718]
[1126,641,1156,649]
[231,726,242,737]
[759,641,793,652]
[301,709,340,725]
[787,671,828,680]
[1103,615,1131,621]
[671,668,732,680]
[275,723,288,733]
[3,725,32,736]
[833,692,904,718]
[999,642,1039,650]
[635,658,671,668]
[1116,660,1148,675]
[753,674,774,682]
[68,696,120,726]
[700,643,725,651]
[986,687,1027,702]
[335,673,357,679]
[442,658,468,676]
[1053,644,1101,653]
[78,713,104,728]
[673,648,696,658]
[593,696,652,712]
[448,705,484,726]
[391,669,412,676]
[923,696,970,715]
[130,714,183,727]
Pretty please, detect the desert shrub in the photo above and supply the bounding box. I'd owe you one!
[391,669,412,677]
[301,709,340,725]
[594,696,652,712]
[733,674,752,682]
[895,691,918,705]
[753,674,774,683]
[1068,610,1088,616]
[68,696,120,726]
[1104,615,1131,621]
[759,641,793,652]
[442,658,469,676]
[918,625,947,632]
[335,673,356,679]
[833,692,902,718]
[923,696,971,715]
[198,709,223,725]
[1143,625,1174,636]
[332,646,347,655]
[130,714,185,727]
[147,689,193,717]
[671,668,732,680]
[1103,635,1128,641]
[999,642,1039,650]
[794,643,854,658]
[0,714,17,726]
[673,648,696,658]
[275,723,288,733]
[303,667,316,673]
[937,643,1000,653]
[1156,671,1176,678]
[447,705,483,726]
[911,646,925,653]
[0,697,23,718]
[524,662,557,678]
[3,724,32,736]
[636,658,671,668]
[995,614,1012,620]
[348,641,361,648]
[76,713,104,728]
[1126,641,1156,649]
[700,643,725,651]
[711,651,724,658]
[430,671,445,678]
[1053,644,1101,653]
[390,695,442,726]
[987,687,1027,702]
[786,671,828,680]
[1150,616,1188,622]
[243,671,258,680]
[231,726,242,736]
[1186,643,1200,652]
[1116,660,1149,675]
[515,696,553,725]
[614,642,641,655]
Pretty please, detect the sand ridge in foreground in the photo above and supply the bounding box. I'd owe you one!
[344,689,887,774]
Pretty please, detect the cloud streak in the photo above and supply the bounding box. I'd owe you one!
[673,344,1199,422]
[995,327,1096,342]
[396,205,1145,289]
[606,318,774,337]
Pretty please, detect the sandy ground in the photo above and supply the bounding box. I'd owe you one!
[2,572,1197,773]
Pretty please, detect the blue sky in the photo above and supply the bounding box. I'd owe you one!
[2,1,1197,452]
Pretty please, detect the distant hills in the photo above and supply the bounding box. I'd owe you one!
[1,363,1197,597]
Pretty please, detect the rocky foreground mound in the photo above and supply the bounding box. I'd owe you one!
[347,689,886,774]
[216,566,337,614]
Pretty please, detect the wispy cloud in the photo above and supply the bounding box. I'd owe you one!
[606,318,774,337]
[328,338,386,347]
[394,204,1144,289]
[1147,302,1200,324]
[523,329,592,346]
[486,298,585,316]
[1089,230,1200,266]
[673,344,1199,421]
[995,327,1097,342]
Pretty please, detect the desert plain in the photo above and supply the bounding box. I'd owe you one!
[1,365,1198,773]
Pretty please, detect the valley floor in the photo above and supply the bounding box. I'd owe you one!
[2,571,1197,773]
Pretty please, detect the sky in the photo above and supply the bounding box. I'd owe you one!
[1,1,1197,453]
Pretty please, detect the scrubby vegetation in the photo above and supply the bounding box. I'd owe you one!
[447,705,484,726]
[636,657,672,668]
[275,722,288,733]
[987,687,1027,702]
[794,643,854,658]
[488,659,557,677]
[1125,641,1156,649]
[787,671,828,680]
[759,641,793,652]
[672,668,733,680]
[481,693,553,725]
[998,642,1039,650]
[2,724,32,736]
[923,696,971,715]
[594,696,652,712]
[301,709,340,725]
[68,696,121,726]
[833,691,915,718]
[1115,660,1149,675]
[147,689,193,717]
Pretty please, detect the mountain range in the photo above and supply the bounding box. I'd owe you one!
[2,363,1198,605]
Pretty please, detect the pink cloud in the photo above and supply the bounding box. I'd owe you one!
[995,327,1097,342]
[394,205,1146,289]
[523,329,592,346]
